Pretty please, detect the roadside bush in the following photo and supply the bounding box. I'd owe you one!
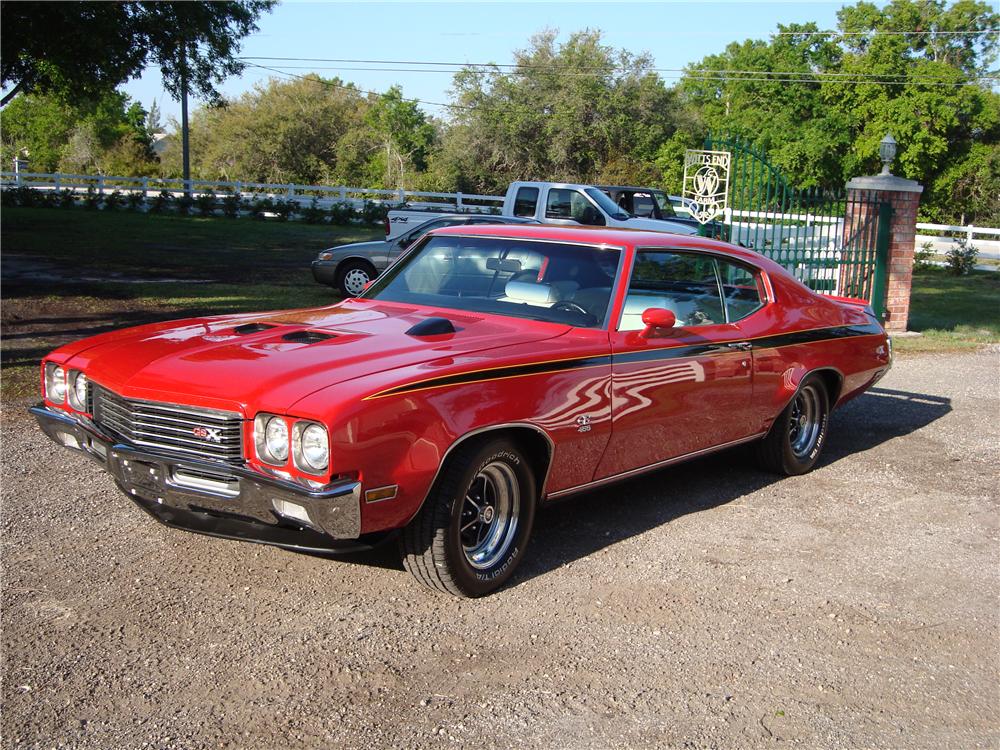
[83,187,102,210]
[194,191,217,217]
[272,198,297,222]
[57,189,76,209]
[329,201,355,225]
[125,191,146,211]
[37,189,58,208]
[302,196,327,224]
[11,185,41,207]
[945,238,979,276]
[914,241,935,272]
[175,193,194,216]
[250,196,274,220]
[361,200,389,225]
[148,190,173,214]
[103,190,124,211]
[0,189,17,207]
[220,192,243,218]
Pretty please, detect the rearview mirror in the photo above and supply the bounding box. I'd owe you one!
[641,308,677,337]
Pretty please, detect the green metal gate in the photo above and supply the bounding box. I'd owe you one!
[704,135,891,318]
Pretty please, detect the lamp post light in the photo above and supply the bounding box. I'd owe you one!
[879,133,897,176]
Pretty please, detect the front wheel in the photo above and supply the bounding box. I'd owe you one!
[400,438,537,597]
[756,376,830,475]
[336,259,377,298]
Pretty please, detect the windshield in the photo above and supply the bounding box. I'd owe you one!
[650,190,678,217]
[364,235,622,328]
[584,188,631,220]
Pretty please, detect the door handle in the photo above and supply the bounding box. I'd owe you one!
[726,341,752,351]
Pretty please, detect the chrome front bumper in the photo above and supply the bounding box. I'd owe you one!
[31,405,364,552]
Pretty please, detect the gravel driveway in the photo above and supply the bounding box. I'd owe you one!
[2,350,998,749]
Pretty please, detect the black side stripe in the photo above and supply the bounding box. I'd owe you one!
[368,323,884,398]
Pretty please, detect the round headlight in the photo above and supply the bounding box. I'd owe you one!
[265,417,289,461]
[299,423,329,472]
[49,366,67,401]
[70,372,89,410]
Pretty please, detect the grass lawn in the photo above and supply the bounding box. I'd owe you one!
[893,268,1000,353]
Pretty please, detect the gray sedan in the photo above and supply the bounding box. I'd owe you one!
[312,214,538,297]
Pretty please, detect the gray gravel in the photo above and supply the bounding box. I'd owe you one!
[2,350,998,749]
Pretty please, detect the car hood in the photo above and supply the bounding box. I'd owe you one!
[624,217,699,235]
[59,300,569,416]
[319,239,389,258]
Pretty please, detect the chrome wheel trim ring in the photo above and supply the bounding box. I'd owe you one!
[788,384,823,458]
[459,461,520,570]
[343,267,371,296]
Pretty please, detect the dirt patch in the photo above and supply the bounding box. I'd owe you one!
[2,351,997,749]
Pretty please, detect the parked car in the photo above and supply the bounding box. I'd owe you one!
[34,225,890,597]
[596,185,729,240]
[385,181,699,241]
[314,214,538,297]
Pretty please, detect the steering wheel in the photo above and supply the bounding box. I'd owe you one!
[550,300,593,320]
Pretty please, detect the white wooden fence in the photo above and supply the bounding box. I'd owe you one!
[0,171,505,213]
[3,170,997,263]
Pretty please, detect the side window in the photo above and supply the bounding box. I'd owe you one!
[632,193,656,217]
[513,187,539,218]
[619,251,725,331]
[545,188,574,219]
[717,259,764,321]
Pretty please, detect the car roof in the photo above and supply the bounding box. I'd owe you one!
[595,185,666,193]
[428,223,784,272]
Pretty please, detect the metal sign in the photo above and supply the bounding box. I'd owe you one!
[682,149,731,224]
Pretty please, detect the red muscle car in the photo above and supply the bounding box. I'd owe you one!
[33,225,891,596]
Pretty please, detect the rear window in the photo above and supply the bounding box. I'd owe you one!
[513,187,538,218]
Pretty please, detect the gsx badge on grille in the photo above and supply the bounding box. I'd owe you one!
[192,426,223,443]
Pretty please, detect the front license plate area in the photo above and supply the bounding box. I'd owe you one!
[119,458,164,492]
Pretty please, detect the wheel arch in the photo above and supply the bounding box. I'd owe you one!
[408,422,555,524]
[775,365,845,417]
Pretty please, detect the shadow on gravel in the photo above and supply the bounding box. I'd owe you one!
[322,385,952,585]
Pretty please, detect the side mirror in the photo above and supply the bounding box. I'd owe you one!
[641,308,677,337]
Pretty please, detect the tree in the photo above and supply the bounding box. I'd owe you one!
[439,30,686,193]
[365,86,436,189]
[1,89,155,173]
[675,0,1000,223]
[1,1,276,107]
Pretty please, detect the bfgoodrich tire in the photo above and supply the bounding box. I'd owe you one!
[400,438,537,597]
[756,375,830,476]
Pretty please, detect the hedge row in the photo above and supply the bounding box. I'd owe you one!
[0,185,394,225]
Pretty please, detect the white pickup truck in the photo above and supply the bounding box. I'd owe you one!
[385,181,698,240]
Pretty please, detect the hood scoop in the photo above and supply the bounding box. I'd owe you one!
[405,317,458,337]
[281,329,337,344]
[234,322,277,335]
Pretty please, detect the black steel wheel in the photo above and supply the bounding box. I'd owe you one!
[756,375,830,475]
[400,437,536,597]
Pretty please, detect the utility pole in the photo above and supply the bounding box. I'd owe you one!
[180,44,191,196]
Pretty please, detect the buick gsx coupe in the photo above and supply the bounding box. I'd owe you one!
[33,225,890,596]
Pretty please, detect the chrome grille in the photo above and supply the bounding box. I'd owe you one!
[93,385,245,464]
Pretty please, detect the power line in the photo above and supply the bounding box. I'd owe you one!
[249,62,996,88]
[239,56,997,85]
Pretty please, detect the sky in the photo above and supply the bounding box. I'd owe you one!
[123,0,854,126]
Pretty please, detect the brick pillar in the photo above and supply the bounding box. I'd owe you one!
[844,173,923,333]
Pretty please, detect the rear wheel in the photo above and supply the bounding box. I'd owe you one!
[400,438,536,597]
[756,376,830,475]
[336,259,377,298]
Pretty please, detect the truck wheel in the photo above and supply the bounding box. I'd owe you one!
[400,437,536,597]
[755,375,830,475]
[336,259,377,298]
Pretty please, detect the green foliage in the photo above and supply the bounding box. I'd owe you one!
[945,238,979,275]
[194,191,217,217]
[103,190,124,211]
[148,190,173,214]
[914,241,935,272]
[365,86,436,189]
[440,30,684,193]
[125,191,145,211]
[83,187,101,210]
[174,193,194,216]
[301,197,328,224]
[57,189,76,209]
[220,192,243,218]
[676,1,999,223]
[361,200,389,225]
[1,1,276,106]
[329,201,356,225]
